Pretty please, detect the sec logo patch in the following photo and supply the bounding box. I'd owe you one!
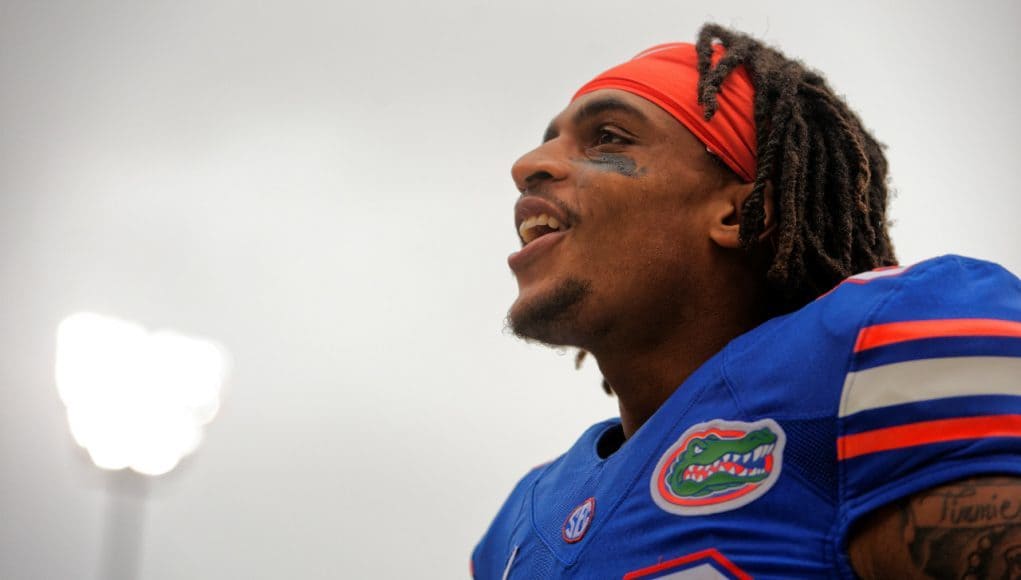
[651,418,785,516]
[562,497,595,543]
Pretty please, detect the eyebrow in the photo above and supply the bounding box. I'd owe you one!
[542,96,650,143]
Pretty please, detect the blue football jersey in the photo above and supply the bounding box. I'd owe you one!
[473,255,1021,579]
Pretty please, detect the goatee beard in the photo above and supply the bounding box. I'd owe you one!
[508,278,591,345]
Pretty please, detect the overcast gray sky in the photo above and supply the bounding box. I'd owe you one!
[2,1,1019,578]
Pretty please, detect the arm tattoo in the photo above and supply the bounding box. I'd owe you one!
[902,477,1021,579]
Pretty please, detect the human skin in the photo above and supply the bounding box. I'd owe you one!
[508,88,772,438]
[506,88,1021,578]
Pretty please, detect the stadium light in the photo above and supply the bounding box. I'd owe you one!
[55,312,229,476]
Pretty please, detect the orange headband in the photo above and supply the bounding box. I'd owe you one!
[573,43,757,183]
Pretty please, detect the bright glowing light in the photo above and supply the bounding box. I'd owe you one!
[55,312,229,476]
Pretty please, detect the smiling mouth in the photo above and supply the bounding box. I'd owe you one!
[518,213,567,245]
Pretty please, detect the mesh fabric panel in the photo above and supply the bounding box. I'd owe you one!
[778,417,838,502]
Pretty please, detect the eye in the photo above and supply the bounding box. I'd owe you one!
[594,127,630,147]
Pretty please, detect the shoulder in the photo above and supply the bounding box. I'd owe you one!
[808,254,1019,326]
[472,418,618,575]
[839,255,1020,319]
[812,255,1020,345]
[836,255,1021,423]
[471,460,549,577]
[832,256,1021,575]
[725,255,1021,416]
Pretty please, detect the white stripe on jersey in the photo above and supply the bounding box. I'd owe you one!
[501,545,518,580]
[839,356,1021,417]
[653,564,732,579]
[846,266,908,282]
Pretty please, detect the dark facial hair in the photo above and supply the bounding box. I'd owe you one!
[509,278,592,344]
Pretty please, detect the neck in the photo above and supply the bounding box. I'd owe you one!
[589,278,767,439]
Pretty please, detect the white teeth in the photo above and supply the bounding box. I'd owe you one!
[742,453,751,463]
[518,213,564,244]
[518,220,533,243]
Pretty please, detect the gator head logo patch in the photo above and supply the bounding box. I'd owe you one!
[651,418,785,516]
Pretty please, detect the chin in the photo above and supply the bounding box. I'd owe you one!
[508,277,592,346]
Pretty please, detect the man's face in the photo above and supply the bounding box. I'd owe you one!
[507,89,740,348]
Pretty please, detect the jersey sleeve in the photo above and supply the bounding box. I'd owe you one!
[834,256,1021,569]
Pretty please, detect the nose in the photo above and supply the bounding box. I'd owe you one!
[511,140,571,193]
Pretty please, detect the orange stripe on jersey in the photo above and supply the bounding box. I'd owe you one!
[838,415,1021,460]
[854,318,1021,352]
[623,548,751,580]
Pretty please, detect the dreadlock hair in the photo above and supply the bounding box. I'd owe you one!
[581,24,898,395]
[696,23,897,312]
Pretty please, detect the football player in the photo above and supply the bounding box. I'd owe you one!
[473,23,1021,579]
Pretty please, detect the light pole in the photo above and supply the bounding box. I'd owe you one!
[55,312,229,580]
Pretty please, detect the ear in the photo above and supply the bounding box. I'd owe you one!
[708,180,775,249]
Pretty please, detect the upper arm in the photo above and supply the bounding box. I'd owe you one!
[833,257,1021,577]
[849,475,1021,579]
